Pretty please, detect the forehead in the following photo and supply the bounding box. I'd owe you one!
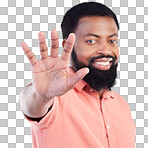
[75,16,118,37]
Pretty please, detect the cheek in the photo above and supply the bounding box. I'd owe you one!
[74,43,94,65]
[113,48,119,63]
[75,49,90,64]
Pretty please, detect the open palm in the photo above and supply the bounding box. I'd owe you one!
[21,29,89,100]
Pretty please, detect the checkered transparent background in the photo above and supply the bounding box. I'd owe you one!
[0,0,148,147]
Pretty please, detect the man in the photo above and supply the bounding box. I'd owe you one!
[19,2,136,148]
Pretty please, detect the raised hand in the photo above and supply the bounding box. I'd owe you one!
[21,29,89,100]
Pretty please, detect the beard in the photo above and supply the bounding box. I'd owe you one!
[71,49,118,91]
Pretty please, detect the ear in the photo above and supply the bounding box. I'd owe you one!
[62,39,67,48]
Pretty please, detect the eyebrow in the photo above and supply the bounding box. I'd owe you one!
[109,33,118,38]
[84,33,118,38]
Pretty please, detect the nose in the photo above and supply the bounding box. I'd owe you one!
[96,42,112,55]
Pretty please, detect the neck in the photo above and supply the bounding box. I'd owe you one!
[98,89,104,99]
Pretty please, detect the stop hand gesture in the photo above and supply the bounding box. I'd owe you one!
[21,29,89,101]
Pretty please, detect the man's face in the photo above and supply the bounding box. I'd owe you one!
[71,16,119,91]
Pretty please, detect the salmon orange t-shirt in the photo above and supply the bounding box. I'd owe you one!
[26,78,136,148]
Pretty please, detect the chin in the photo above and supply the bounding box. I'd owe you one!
[82,63,118,91]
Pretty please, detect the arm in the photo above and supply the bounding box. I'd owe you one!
[19,29,89,118]
[19,83,53,118]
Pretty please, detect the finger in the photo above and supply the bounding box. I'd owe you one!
[67,68,89,89]
[50,29,59,58]
[38,32,48,59]
[61,33,75,61]
[21,42,38,65]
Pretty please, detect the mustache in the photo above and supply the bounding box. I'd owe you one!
[90,55,116,63]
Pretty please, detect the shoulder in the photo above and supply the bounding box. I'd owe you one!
[111,91,126,101]
[110,91,133,115]
[110,91,130,108]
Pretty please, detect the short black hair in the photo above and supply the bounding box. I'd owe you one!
[61,2,119,39]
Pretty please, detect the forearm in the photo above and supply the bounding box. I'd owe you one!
[19,84,53,118]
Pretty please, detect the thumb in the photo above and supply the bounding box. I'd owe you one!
[67,68,89,89]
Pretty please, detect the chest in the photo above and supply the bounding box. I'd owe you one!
[60,90,136,148]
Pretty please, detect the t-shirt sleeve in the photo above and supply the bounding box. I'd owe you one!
[25,96,60,129]
[22,81,61,129]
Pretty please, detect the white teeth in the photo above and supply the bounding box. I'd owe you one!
[109,58,113,62]
[95,61,110,66]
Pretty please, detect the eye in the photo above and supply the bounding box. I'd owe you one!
[109,40,118,44]
[86,40,97,45]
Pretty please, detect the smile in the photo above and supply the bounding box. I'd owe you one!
[92,58,113,70]
[95,61,110,66]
